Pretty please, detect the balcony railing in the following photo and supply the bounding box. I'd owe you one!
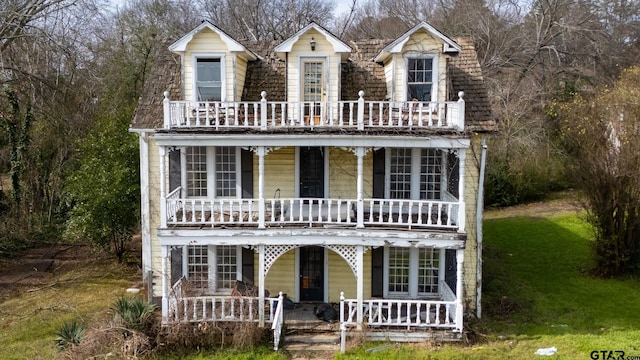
[164,188,461,231]
[163,91,465,131]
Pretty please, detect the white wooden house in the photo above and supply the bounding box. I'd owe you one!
[130,20,495,343]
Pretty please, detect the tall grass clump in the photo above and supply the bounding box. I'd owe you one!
[111,296,157,333]
[55,319,86,350]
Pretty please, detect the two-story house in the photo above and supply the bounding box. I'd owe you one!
[130,20,494,343]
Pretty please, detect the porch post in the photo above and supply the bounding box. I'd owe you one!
[357,91,365,130]
[260,91,268,131]
[161,245,169,324]
[258,244,265,327]
[457,149,466,233]
[455,248,464,333]
[356,245,364,328]
[163,91,170,129]
[356,147,365,228]
[159,146,167,228]
[257,146,266,229]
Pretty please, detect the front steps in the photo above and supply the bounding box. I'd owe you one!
[283,331,341,359]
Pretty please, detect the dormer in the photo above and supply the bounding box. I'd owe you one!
[169,20,257,103]
[274,23,351,108]
[374,22,461,103]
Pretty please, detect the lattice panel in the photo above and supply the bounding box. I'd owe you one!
[263,244,298,275]
[326,245,369,278]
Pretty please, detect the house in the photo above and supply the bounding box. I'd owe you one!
[130,19,495,344]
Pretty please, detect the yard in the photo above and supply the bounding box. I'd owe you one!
[1,193,640,359]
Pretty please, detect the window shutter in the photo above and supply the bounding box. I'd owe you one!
[372,148,385,198]
[371,247,384,297]
[168,148,181,193]
[170,246,183,286]
[241,149,253,198]
[242,247,254,284]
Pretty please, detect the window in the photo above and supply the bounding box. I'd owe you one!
[385,247,440,297]
[407,57,435,102]
[302,61,324,117]
[196,58,222,101]
[186,245,241,293]
[184,146,239,198]
[186,146,207,197]
[387,148,444,200]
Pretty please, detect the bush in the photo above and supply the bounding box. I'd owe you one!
[110,297,157,334]
[55,319,86,350]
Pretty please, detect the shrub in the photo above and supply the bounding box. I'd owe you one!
[110,297,157,334]
[55,319,86,350]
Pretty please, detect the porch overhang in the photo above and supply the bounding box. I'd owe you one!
[156,228,466,248]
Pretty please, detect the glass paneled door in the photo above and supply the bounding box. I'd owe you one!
[303,60,324,125]
[300,246,324,301]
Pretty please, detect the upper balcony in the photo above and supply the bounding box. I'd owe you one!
[163,91,465,132]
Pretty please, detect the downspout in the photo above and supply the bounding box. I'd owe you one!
[476,135,488,318]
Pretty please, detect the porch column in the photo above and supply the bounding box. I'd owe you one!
[356,147,365,228]
[257,146,266,229]
[161,245,169,324]
[159,146,167,228]
[258,244,265,327]
[455,248,464,333]
[457,149,466,233]
[356,245,364,327]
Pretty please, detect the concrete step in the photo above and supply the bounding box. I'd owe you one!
[284,332,341,359]
[285,342,340,351]
[286,333,340,344]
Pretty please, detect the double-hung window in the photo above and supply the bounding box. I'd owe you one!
[184,146,239,198]
[387,148,443,200]
[187,245,241,293]
[385,247,440,297]
[195,57,222,102]
[406,56,436,103]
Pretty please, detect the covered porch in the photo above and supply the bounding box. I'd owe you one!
[159,241,465,336]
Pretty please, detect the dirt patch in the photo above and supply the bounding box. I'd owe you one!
[0,244,115,302]
[484,190,583,219]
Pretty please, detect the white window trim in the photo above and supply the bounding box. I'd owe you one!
[383,247,441,298]
[183,245,243,295]
[298,56,328,104]
[403,53,438,103]
[384,148,445,200]
[192,53,226,103]
[182,146,242,199]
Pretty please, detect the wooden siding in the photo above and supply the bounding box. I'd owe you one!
[253,147,296,198]
[261,249,296,299]
[287,29,342,104]
[327,250,371,301]
[183,28,235,102]
[235,56,247,101]
[389,30,448,103]
[148,140,163,297]
[328,148,374,199]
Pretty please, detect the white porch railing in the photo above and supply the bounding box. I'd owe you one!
[163,91,465,131]
[165,191,460,230]
[271,292,284,351]
[168,294,280,323]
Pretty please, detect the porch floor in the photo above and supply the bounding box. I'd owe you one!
[284,303,340,331]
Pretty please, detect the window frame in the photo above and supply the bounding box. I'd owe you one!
[404,53,438,103]
[192,53,226,102]
[184,245,243,294]
[182,146,241,199]
[384,148,446,200]
[383,247,443,298]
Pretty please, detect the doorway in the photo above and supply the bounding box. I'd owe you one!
[299,246,325,301]
[299,147,324,199]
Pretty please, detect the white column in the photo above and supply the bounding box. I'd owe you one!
[163,91,171,129]
[159,146,167,228]
[258,245,265,327]
[455,248,464,333]
[257,147,266,228]
[139,134,151,283]
[356,147,365,228]
[457,149,466,233]
[356,245,364,328]
[161,245,169,324]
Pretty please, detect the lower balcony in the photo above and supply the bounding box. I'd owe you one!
[165,189,460,230]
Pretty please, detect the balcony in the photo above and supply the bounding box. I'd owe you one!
[163,91,465,132]
[164,188,463,232]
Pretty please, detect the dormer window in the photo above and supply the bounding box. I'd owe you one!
[196,57,223,101]
[406,55,438,103]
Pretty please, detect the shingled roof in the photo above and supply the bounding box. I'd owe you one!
[131,35,495,132]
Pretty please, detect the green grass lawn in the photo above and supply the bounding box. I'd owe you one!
[3,208,640,359]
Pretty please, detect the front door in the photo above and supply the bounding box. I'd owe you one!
[303,60,324,124]
[299,147,324,198]
[300,246,324,301]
